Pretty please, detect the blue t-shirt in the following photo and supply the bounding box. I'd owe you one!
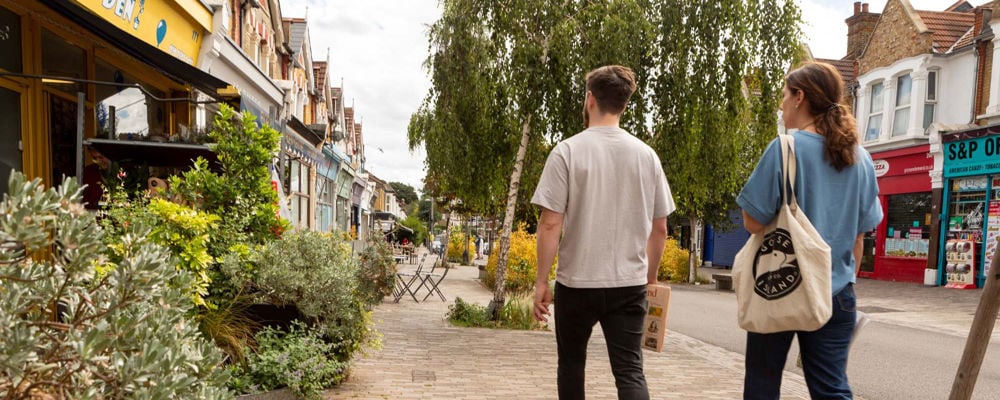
[737,130,883,294]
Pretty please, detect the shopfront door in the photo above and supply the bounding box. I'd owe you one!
[861,230,876,273]
[0,84,22,196]
[47,92,79,185]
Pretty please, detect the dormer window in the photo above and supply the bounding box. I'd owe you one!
[865,82,884,142]
[892,74,912,137]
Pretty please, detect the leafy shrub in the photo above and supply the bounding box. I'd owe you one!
[357,237,397,305]
[0,173,231,399]
[168,104,286,258]
[446,296,542,330]
[446,297,491,327]
[658,238,691,282]
[484,224,556,296]
[230,322,345,400]
[99,185,219,307]
[497,296,539,330]
[225,231,376,360]
[446,230,475,264]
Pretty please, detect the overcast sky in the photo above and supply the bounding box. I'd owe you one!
[280,0,440,192]
[281,0,978,192]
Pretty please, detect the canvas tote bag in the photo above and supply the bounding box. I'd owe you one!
[733,134,832,334]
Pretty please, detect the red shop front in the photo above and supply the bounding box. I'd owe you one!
[858,144,934,283]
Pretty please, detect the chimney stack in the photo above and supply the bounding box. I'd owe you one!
[846,2,880,60]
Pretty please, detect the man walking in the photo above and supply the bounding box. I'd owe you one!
[531,65,674,400]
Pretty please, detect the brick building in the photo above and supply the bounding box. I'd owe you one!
[817,1,997,286]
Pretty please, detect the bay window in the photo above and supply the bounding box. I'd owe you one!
[865,82,884,141]
[892,74,912,137]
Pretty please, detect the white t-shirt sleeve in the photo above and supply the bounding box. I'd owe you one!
[531,145,569,213]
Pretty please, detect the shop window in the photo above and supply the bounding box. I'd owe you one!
[924,70,937,131]
[41,29,86,94]
[892,74,912,137]
[95,59,166,140]
[884,192,932,258]
[0,6,22,73]
[865,83,884,142]
[948,177,988,242]
[0,86,21,197]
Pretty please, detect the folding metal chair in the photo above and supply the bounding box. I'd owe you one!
[416,255,450,302]
[393,253,427,303]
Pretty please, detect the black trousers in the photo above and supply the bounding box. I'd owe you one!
[554,282,649,400]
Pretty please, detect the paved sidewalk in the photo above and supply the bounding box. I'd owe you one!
[326,257,815,399]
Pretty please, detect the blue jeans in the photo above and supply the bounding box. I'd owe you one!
[554,282,649,400]
[744,284,857,400]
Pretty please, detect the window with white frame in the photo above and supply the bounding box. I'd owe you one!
[924,70,937,130]
[865,83,884,141]
[316,176,335,232]
[285,158,311,229]
[892,74,912,137]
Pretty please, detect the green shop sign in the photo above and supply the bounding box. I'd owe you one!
[944,135,1000,178]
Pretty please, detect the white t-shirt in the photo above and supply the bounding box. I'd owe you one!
[531,126,675,288]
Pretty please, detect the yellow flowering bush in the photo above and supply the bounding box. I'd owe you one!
[446,230,475,264]
[484,224,556,296]
[658,238,690,282]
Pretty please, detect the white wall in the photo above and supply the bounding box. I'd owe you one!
[931,51,976,125]
[855,52,976,152]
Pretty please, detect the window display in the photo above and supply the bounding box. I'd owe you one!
[884,192,931,258]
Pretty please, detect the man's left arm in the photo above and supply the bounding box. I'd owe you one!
[534,208,563,322]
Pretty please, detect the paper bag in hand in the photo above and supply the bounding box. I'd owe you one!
[642,284,671,352]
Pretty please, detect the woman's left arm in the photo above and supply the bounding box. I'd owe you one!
[742,210,766,235]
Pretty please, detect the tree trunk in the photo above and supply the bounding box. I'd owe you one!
[490,114,532,320]
[440,211,452,268]
[465,215,472,265]
[688,216,699,284]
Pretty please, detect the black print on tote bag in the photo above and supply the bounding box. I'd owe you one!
[752,228,802,300]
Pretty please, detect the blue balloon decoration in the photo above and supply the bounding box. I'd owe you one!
[156,20,167,46]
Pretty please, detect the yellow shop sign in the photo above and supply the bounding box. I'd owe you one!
[76,0,212,65]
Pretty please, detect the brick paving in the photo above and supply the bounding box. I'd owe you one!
[325,253,815,399]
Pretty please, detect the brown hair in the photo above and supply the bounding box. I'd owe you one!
[585,65,637,115]
[785,62,859,171]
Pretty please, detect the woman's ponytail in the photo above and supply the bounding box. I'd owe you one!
[816,103,857,171]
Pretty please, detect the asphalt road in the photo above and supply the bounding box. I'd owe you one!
[667,285,1000,400]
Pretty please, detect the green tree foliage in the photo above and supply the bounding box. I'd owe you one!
[649,0,802,281]
[399,215,429,245]
[414,0,802,313]
[388,181,418,206]
[0,174,231,399]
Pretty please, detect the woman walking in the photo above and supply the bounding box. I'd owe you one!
[737,62,883,400]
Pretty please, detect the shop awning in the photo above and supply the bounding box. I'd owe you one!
[85,139,221,171]
[287,116,325,146]
[41,0,235,101]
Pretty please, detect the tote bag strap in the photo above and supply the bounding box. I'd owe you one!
[778,134,799,212]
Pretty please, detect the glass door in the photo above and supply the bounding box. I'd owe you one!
[0,84,22,196]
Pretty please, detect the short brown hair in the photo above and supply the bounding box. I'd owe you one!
[585,65,637,115]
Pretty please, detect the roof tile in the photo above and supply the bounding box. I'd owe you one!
[815,58,855,83]
[916,11,975,53]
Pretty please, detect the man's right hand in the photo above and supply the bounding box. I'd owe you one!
[533,282,553,322]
